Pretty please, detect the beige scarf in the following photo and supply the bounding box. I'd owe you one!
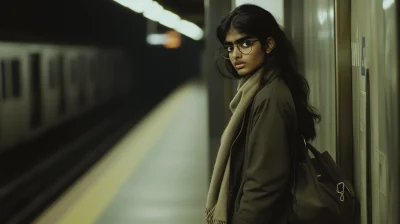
[205,69,265,224]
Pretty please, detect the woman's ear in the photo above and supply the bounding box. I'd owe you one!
[265,37,275,54]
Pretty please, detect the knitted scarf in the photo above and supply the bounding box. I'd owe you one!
[205,69,264,224]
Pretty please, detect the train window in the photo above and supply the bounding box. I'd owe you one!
[77,55,86,107]
[78,55,86,85]
[30,53,42,129]
[89,58,96,82]
[71,58,79,84]
[49,59,56,88]
[96,56,104,100]
[11,59,21,98]
[69,59,75,84]
[58,54,66,114]
[1,60,6,100]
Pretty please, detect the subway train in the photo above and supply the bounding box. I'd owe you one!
[0,42,133,153]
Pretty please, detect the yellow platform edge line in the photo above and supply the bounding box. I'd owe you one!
[34,83,193,224]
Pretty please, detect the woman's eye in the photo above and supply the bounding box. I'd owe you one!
[242,40,251,48]
[225,46,234,52]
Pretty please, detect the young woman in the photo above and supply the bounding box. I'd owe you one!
[205,4,320,224]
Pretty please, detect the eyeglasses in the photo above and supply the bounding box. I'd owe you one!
[220,39,259,59]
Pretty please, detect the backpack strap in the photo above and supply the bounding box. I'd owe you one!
[291,135,307,215]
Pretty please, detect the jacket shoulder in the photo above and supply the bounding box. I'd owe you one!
[253,77,294,108]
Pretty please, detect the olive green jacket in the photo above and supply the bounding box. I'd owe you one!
[229,75,298,224]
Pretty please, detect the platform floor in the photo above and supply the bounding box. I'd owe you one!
[35,81,209,224]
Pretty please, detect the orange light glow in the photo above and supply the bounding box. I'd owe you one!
[164,30,181,49]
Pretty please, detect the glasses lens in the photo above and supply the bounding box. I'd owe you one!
[220,49,230,59]
[239,45,252,54]
[220,43,253,59]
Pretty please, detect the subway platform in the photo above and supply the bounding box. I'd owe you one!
[34,81,209,224]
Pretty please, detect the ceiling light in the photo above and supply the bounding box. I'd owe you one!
[147,34,166,45]
[175,20,204,40]
[115,0,152,13]
[158,10,181,29]
[143,1,164,22]
[383,0,394,10]
[114,0,204,41]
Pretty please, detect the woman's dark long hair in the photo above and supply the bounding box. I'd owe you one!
[216,4,320,141]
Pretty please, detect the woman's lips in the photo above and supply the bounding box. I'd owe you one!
[235,63,245,69]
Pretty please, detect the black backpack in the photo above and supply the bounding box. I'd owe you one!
[288,138,360,224]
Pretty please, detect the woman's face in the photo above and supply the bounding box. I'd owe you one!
[224,27,274,76]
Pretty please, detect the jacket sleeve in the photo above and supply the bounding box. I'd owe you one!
[233,92,294,224]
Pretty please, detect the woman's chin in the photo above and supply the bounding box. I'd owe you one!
[237,65,264,77]
[236,69,250,76]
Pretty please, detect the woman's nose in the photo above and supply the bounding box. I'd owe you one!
[231,46,242,58]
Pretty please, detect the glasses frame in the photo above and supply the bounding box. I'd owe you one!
[220,39,260,59]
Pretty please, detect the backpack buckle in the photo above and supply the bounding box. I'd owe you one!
[336,182,350,202]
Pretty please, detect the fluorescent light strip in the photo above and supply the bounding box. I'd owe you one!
[114,0,203,41]
[143,1,164,21]
[146,34,167,45]
[116,0,152,13]
[382,0,394,10]
[158,10,181,29]
[176,20,204,41]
